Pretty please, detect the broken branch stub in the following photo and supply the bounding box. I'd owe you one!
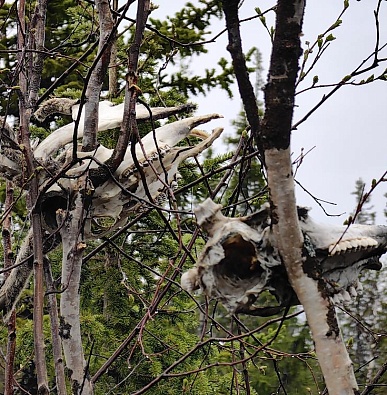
[181,198,387,315]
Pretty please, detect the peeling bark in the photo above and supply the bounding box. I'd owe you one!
[261,1,359,393]
[58,181,93,395]
[265,149,359,393]
[261,1,304,150]
[44,258,66,395]
[83,0,116,151]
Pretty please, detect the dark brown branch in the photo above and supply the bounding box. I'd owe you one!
[261,1,303,150]
[15,0,50,390]
[360,360,387,395]
[27,0,48,108]
[107,0,150,170]
[222,0,260,146]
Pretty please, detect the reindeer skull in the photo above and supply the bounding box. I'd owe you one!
[181,199,387,315]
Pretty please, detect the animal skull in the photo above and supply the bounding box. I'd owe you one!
[181,198,387,315]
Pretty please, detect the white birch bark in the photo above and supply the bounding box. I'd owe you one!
[58,177,93,395]
[266,148,358,394]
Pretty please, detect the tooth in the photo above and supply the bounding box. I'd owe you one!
[335,293,344,304]
[358,238,368,248]
[349,239,360,250]
[358,237,377,248]
[367,237,378,246]
[341,241,352,252]
[328,244,338,255]
[329,244,340,255]
[356,281,363,293]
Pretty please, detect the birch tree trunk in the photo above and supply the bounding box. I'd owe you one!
[261,1,358,393]
[223,0,359,392]
[83,0,115,151]
[44,258,67,395]
[58,178,93,395]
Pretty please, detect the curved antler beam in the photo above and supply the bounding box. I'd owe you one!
[34,101,196,160]
[39,113,223,237]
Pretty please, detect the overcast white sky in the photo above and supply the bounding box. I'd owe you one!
[150,1,387,224]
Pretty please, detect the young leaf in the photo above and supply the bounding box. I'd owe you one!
[325,34,336,42]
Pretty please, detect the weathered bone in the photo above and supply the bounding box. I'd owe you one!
[181,198,387,315]
[34,101,196,160]
[39,113,223,237]
[88,126,224,237]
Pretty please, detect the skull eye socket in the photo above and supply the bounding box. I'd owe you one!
[41,193,69,232]
[215,234,262,280]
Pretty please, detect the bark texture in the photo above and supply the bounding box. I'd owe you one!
[83,0,116,151]
[261,1,359,393]
[58,183,93,395]
[222,0,260,139]
[17,0,50,388]
[44,258,67,395]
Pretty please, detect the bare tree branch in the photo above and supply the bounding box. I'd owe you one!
[82,0,116,151]
[3,182,16,395]
[16,0,50,389]
[222,0,260,148]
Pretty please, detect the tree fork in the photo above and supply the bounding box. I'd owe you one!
[106,0,151,172]
[262,1,359,393]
